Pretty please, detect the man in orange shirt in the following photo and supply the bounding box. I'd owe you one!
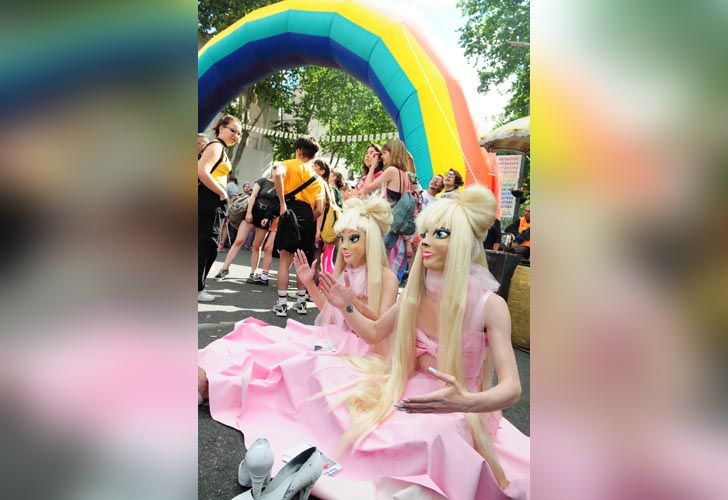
[272,137,325,317]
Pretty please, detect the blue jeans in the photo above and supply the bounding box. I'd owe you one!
[383,231,397,251]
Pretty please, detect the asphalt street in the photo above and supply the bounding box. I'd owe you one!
[198,249,530,500]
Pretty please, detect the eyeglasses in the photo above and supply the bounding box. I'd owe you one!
[225,126,242,136]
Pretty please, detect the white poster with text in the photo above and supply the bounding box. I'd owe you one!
[497,155,523,220]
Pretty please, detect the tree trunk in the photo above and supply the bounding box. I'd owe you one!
[231,88,266,176]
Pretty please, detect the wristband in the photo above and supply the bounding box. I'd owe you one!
[345,303,354,314]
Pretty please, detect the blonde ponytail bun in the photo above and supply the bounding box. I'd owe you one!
[362,195,393,236]
[457,185,497,242]
[335,195,392,236]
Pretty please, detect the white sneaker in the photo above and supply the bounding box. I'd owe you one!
[198,290,215,302]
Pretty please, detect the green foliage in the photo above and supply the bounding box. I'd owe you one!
[267,66,396,170]
[457,0,530,120]
[198,0,273,45]
[298,67,395,172]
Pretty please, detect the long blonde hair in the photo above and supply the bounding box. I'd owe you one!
[341,185,509,487]
[332,195,392,316]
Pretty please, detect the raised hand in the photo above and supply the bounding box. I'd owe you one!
[293,249,316,286]
[319,271,355,309]
[394,368,474,414]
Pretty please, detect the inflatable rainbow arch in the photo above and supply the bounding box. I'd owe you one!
[199,0,495,188]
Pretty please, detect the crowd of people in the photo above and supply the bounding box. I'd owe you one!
[197,117,530,306]
[196,114,530,499]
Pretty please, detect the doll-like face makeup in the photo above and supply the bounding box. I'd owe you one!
[419,226,450,271]
[338,228,366,267]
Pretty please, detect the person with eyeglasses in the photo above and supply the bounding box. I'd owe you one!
[197,114,242,302]
[437,168,464,199]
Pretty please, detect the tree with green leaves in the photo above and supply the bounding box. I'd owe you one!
[294,67,396,173]
[262,66,396,172]
[457,0,530,121]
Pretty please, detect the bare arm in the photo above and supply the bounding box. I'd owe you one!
[464,293,522,412]
[313,187,325,219]
[197,144,227,199]
[272,164,287,216]
[363,166,395,194]
[319,272,399,344]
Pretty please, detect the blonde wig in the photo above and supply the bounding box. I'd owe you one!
[381,139,408,171]
[341,185,509,487]
[332,195,392,316]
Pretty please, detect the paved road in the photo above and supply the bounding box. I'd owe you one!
[198,249,530,500]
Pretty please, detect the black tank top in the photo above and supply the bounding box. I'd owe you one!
[386,169,405,204]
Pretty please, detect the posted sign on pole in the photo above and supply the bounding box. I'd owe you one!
[496,155,524,221]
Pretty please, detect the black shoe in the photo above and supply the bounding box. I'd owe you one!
[293,302,307,315]
[273,303,288,317]
[214,268,229,280]
[246,275,270,286]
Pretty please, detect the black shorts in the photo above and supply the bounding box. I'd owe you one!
[250,199,278,229]
[280,200,316,262]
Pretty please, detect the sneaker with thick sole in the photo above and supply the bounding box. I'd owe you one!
[246,275,270,286]
[214,268,229,280]
[272,303,288,317]
[198,290,215,302]
[293,301,307,315]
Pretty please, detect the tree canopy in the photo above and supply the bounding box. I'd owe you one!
[457,0,530,121]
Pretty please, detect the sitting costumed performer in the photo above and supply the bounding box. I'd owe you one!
[197,195,399,424]
[308,185,530,499]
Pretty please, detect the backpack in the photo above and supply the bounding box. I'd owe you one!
[320,185,341,245]
[390,171,417,236]
[406,172,425,214]
[227,193,250,228]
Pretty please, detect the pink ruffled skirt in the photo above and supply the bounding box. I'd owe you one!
[199,318,530,499]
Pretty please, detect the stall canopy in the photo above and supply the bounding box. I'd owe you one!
[480,116,530,153]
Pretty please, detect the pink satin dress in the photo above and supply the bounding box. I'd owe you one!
[199,265,530,499]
